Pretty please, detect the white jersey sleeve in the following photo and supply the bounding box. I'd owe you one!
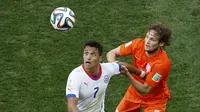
[102,62,121,76]
[66,70,82,98]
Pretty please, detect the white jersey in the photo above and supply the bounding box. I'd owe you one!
[66,62,121,112]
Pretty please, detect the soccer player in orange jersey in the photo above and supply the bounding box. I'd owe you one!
[107,23,172,112]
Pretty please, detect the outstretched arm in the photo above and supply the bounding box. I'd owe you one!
[106,46,120,62]
[122,66,153,96]
[107,47,146,78]
[119,62,146,78]
[119,62,141,75]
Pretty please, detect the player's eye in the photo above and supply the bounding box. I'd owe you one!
[84,52,89,55]
[91,53,97,56]
[150,38,156,41]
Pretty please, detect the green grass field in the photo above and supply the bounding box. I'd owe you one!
[1,0,200,111]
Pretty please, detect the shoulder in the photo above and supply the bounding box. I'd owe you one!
[160,50,170,65]
[71,65,83,72]
[124,38,144,46]
[153,51,170,69]
[134,38,145,47]
[125,38,145,50]
[119,38,145,56]
[135,38,144,42]
[68,65,84,77]
[133,38,144,44]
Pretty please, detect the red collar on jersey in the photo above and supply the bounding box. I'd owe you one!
[82,64,102,80]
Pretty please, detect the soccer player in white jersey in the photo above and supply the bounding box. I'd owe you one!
[66,41,140,112]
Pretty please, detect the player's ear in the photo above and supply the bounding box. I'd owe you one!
[159,41,164,47]
[99,56,102,62]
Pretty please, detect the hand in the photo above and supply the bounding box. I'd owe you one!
[140,70,148,79]
[120,65,128,73]
[121,65,131,75]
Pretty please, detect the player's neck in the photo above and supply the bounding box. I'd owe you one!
[146,47,161,57]
[84,65,100,75]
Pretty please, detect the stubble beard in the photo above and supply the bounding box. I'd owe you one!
[145,47,160,56]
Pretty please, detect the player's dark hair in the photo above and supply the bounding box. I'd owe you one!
[148,23,172,46]
[84,41,103,56]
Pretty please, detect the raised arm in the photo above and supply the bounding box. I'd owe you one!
[106,46,120,62]
[107,46,146,77]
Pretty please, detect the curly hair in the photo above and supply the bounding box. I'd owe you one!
[148,23,172,46]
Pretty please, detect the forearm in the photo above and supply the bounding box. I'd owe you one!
[68,105,80,112]
[125,72,149,95]
[107,47,120,62]
[107,51,117,62]
[67,98,80,112]
[119,62,141,75]
[68,106,79,112]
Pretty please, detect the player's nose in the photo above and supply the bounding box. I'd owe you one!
[86,54,92,60]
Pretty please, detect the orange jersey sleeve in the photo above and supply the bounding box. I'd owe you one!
[119,38,143,56]
[145,62,170,87]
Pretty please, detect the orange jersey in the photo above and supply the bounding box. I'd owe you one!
[119,38,171,99]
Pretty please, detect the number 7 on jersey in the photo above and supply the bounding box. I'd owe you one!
[93,87,99,98]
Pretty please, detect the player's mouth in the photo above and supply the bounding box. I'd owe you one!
[85,61,91,65]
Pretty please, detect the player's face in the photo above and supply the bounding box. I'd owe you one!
[83,46,102,69]
[145,30,164,55]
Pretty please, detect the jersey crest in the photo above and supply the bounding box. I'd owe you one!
[146,63,151,72]
[103,75,109,83]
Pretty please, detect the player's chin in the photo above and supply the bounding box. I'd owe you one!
[145,48,154,53]
[145,46,154,51]
[146,50,152,52]
[145,46,149,50]
[145,48,150,52]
